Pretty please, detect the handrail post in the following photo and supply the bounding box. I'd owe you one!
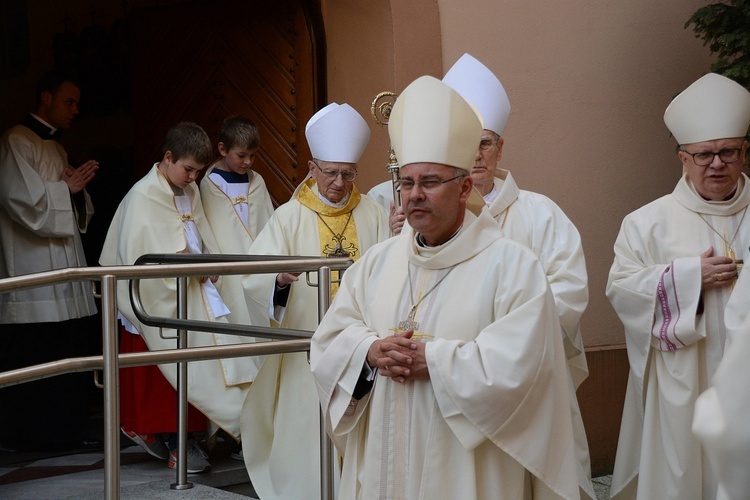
[101,275,120,499]
[171,276,192,490]
[317,266,334,500]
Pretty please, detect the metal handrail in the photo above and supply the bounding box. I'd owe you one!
[125,254,345,491]
[0,258,352,294]
[0,341,311,388]
[0,255,351,499]
[129,254,339,339]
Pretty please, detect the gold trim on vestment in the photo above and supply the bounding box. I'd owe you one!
[296,178,362,296]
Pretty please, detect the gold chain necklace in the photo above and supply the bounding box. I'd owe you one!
[317,212,354,257]
[499,201,514,230]
[397,264,456,332]
[697,206,748,260]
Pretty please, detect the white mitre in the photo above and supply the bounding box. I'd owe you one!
[442,53,511,137]
[305,102,371,163]
[664,73,750,145]
[388,75,486,214]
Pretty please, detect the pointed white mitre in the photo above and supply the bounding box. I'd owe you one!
[305,102,371,163]
[389,75,483,172]
[442,53,511,137]
[664,73,750,145]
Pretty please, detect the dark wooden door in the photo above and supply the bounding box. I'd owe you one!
[129,0,323,205]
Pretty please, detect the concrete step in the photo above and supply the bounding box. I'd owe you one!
[0,445,257,499]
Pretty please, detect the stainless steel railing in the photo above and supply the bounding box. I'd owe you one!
[0,255,351,499]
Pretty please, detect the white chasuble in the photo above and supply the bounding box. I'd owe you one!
[200,163,274,254]
[312,209,587,500]
[99,164,260,438]
[488,170,589,386]
[240,179,390,500]
[487,170,593,494]
[607,173,750,500]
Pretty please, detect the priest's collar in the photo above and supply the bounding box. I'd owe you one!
[23,114,61,140]
[416,225,462,248]
[408,210,503,268]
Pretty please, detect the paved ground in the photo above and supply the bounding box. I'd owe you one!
[0,440,257,499]
[0,440,612,499]
[593,474,612,499]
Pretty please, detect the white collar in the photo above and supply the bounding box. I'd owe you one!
[317,190,350,208]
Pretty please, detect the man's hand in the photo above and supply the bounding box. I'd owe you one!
[389,201,405,236]
[276,272,301,287]
[367,330,429,382]
[700,246,738,290]
[61,160,99,194]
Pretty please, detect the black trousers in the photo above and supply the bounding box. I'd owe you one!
[0,316,96,448]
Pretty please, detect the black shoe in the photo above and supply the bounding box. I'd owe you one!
[230,441,243,461]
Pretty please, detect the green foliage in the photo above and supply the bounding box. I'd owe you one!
[685,0,750,89]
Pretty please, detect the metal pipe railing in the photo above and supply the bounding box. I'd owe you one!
[0,256,351,500]
[130,255,335,340]
[172,276,191,489]
[0,258,352,294]
[0,340,311,387]
[317,266,335,500]
[100,274,120,498]
[127,255,348,493]
[0,341,312,495]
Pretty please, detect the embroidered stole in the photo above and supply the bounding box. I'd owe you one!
[296,178,362,296]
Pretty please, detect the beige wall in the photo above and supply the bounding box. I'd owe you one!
[321,0,443,195]
[438,0,715,347]
[322,0,716,347]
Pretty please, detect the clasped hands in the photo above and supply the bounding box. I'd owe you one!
[61,159,99,194]
[367,329,429,383]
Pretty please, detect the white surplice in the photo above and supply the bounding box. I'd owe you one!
[0,120,96,323]
[311,209,584,500]
[607,173,750,499]
[239,181,390,500]
[99,164,260,438]
[199,163,274,254]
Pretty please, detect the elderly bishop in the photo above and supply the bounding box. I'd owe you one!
[608,73,750,500]
[240,103,390,500]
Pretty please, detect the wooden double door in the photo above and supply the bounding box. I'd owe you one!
[129,0,324,205]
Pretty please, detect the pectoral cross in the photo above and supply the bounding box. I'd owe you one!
[323,234,354,258]
[397,304,419,332]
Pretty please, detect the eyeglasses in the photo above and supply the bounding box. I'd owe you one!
[682,148,743,166]
[397,174,466,193]
[314,163,357,182]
